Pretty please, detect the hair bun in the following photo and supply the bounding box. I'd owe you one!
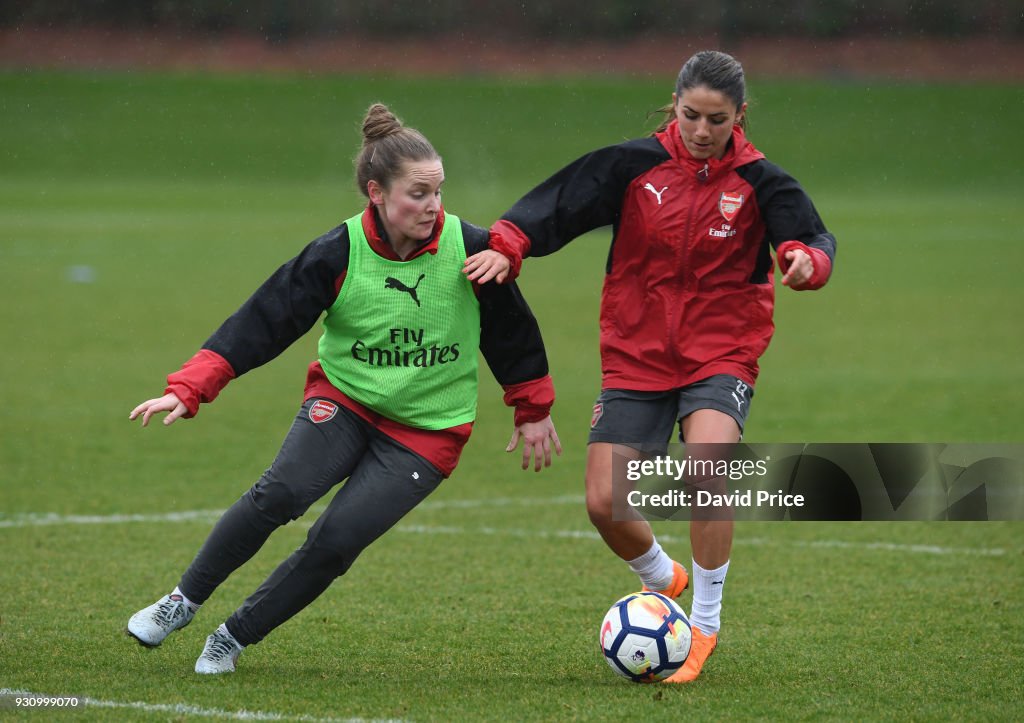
[362,103,403,141]
[354,103,439,199]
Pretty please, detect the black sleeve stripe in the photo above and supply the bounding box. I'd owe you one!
[501,137,671,257]
[201,224,351,376]
[460,218,491,255]
[477,280,549,386]
[736,159,836,266]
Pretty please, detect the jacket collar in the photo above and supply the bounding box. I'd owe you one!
[360,204,445,261]
[657,119,764,181]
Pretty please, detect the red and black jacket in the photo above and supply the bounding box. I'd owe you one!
[164,206,554,475]
[490,121,836,391]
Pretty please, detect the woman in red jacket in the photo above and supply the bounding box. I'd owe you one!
[467,50,836,682]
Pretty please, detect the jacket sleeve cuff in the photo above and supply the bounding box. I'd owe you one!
[488,220,532,282]
[503,375,555,426]
[165,349,236,418]
[777,240,832,291]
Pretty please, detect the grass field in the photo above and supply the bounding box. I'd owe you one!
[1,70,1023,721]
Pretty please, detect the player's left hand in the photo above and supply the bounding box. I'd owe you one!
[464,250,510,284]
[506,415,563,472]
[781,247,815,289]
[129,392,188,427]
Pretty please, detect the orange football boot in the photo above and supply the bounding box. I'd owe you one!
[642,560,689,599]
[663,627,717,683]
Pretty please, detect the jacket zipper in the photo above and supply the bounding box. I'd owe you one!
[666,162,712,382]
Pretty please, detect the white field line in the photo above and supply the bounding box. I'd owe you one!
[0,495,584,529]
[0,688,400,723]
[0,496,1012,557]
[393,526,1011,557]
[0,509,226,528]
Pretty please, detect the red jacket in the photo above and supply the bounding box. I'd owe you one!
[491,121,835,390]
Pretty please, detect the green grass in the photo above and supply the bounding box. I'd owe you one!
[1,70,1023,721]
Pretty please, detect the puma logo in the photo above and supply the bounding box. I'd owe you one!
[643,183,668,205]
[384,274,425,306]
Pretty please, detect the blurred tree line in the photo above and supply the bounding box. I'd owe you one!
[2,0,1020,39]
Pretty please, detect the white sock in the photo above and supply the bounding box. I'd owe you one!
[626,539,675,591]
[173,586,201,613]
[689,559,729,635]
[218,623,245,650]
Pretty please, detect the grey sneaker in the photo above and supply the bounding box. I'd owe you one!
[127,593,195,647]
[195,623,244,674]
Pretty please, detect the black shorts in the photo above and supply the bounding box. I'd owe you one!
[588,374,754,451]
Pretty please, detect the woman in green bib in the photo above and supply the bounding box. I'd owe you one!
[125,103,561,674]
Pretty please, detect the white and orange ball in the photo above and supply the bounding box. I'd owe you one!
[599,591,691,682]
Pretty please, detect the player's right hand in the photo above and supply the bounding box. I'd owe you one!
[463,249,510,284]
[130,392,188,427]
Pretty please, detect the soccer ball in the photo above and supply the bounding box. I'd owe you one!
[599,591,691,682]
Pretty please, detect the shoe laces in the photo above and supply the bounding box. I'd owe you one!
[204,630,240,662]
[154,596,187,627]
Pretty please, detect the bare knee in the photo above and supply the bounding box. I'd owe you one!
[585,443,619,531]
[586,477,615,531]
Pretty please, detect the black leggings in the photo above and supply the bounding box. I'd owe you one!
[178,399,444,645]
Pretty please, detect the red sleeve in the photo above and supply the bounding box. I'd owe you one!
[502,374,555,426]
[165,349,237,418]
[776,240,832,291]
[488,221,532,282]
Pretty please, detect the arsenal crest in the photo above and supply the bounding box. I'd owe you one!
[591,402,604,429]
[309,399,338,424]
[718,192,744,222]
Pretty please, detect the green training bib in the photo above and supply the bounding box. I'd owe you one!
[318,212,480,429]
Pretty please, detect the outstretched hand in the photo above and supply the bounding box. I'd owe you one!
[129,392,188,427]
[464,250,511,285]
[506,415,563,472]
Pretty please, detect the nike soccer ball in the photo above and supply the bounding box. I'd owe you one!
[599,591,691,682]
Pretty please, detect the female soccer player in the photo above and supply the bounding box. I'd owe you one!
[127,103,561,674]
[466,50,836,682]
